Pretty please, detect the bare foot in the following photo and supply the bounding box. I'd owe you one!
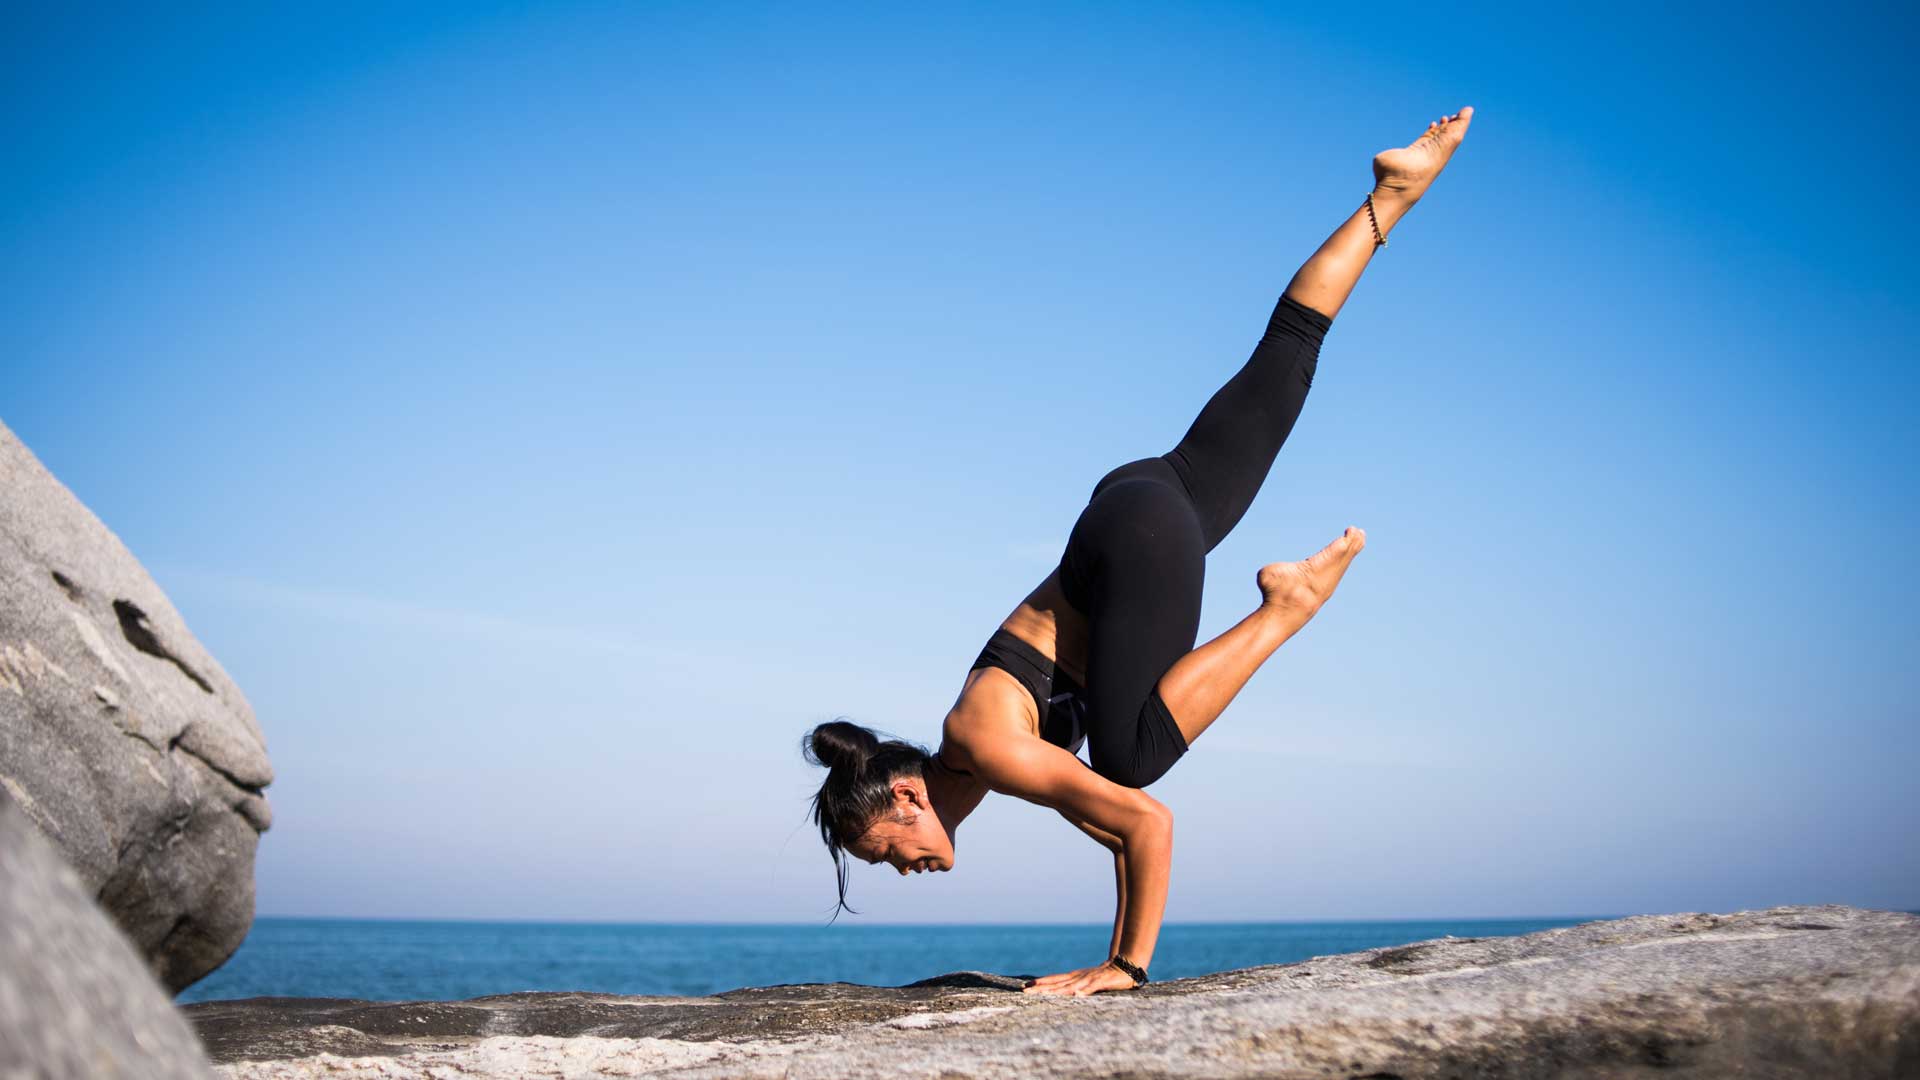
[1372,106,1473,207]
[1257,527,1367,619]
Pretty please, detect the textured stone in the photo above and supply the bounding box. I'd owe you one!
[0,418,272,992]
[0,799,214,1079]
[187,905,1919,1078]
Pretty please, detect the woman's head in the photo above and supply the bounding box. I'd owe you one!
[802,720,954,917]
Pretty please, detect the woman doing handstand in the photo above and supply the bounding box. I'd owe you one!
[802,108,1474,997]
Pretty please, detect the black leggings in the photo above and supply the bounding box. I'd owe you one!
[1057,293,1332,788]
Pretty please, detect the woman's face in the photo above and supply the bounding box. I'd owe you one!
[846,779,954,876]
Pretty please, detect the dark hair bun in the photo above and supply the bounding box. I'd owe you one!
[804,720,880,774]
[799,720,933,920]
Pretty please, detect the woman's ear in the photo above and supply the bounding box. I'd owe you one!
[893,776,927,812]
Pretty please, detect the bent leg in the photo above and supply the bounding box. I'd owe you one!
[1060,475,1204,789]
[1156,528,1366,747]
[1061,481,1367,778]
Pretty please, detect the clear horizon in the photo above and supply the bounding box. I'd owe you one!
[6,4,1915,925]
[240,911,1636,926]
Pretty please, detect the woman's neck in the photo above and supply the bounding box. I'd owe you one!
[925,750,988,835]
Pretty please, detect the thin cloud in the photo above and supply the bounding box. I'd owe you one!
[158,565,711,669]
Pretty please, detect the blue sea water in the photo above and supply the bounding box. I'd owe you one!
[176,916,1601,1004]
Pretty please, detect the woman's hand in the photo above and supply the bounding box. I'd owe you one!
[1021,959,1139,997]
[964,728,1173,1001]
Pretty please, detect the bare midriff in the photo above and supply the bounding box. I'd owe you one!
[998,569,1090,687]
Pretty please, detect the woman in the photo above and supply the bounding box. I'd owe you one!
[802,108,1474,997]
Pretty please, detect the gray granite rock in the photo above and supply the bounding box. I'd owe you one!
[186,904,1918,1078]
[0,798,214,1079]
[0,418,272,993]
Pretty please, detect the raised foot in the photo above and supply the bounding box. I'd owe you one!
[1372,106,1473,206]
[1257,526,1367,618]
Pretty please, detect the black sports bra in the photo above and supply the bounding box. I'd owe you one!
[968,628,1089,756]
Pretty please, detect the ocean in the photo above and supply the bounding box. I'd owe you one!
[175,916,1601,1004]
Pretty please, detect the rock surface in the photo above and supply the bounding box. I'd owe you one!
[187,905,1918,1079]
[0,799,215,1079]
[0,419,272,993]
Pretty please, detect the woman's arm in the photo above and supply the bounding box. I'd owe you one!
[972,735,1172,995]
[1056,807,1128,960]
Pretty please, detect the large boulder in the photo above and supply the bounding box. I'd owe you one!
[0,418,272,992]
[0,798,214,1079]
[186,905,1919,1078]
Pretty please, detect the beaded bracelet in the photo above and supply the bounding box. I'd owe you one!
[1109,954,1150,987]
[1364,191,1389,248]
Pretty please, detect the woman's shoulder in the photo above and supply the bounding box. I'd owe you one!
[939,668,1041,773]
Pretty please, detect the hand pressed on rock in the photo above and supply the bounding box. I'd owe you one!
[1021,960,1140,997]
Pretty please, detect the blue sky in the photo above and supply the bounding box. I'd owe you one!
[4,2,1915,924]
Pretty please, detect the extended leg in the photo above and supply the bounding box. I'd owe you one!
[1070,109,1475,771]
[1166,107,1475,551]
[1283,107,1474,319]
[1162,294,1328,551]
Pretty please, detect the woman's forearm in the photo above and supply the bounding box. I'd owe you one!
[1115,808,1172,968]
[1053,805,1134,959]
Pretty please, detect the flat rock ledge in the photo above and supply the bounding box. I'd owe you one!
[186,904,1919,1080]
